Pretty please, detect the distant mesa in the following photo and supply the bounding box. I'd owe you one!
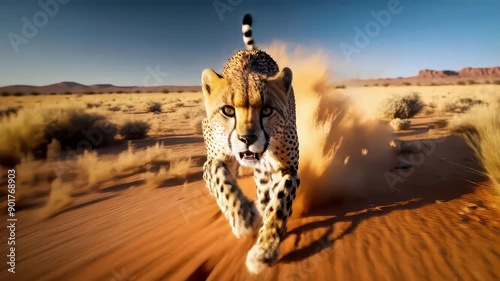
[418,67,500,79]
[418,69,458,79]
[458,67,500,77]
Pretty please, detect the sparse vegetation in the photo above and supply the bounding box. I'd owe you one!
[402,82,411,86]
[119,120,150,140]
[467,80,478,85]
[335,85,346,89]
[457,81,466,85]
[1,91,10,96]
[380,92,424,119]
[383,83,390,87]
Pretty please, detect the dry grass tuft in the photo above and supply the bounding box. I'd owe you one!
[449,104,500,190]
[40,178,74,218]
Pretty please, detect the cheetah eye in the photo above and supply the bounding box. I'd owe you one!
[262,106,273,117]
[221,105,235,117]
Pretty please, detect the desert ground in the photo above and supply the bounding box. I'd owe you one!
[1,44,499,281]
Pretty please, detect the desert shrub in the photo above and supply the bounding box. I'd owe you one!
[107,105,121,112]
[0,108,50,166]
[162,89,170,94]
[116,91,124,94]
[467,80,478,85]
[119,120,150,140]
[402,82,411,86]
[1,91,10,96]
[175,102,185,107]
[64,91,71,95]
[147,101,162,113]
[49,92,57,95]
[31,92,41,96]
[380,92,424,119]
[135,90,141,93]
[383,83,390,87]
[45,110,117,149]
[374,83,379,86]
[457,81,466,85]
[335,85,346,89]
[84,91,95,95]
[430,82,439,86]
[494,80,500,85]
[449,105,500,190]
[389,118,411,131]
[363,84,369,87]
[13,92,23,96]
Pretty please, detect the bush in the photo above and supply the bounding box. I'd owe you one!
[383,83,390,87]
[147,101,162,113]
[84,91,95,95]
[494,80,500,85]
[389,118,411,131]
[380,92,424,119]
[335,85,346,89]
[402,82,411,86]
[162,89,170,94]
[64,91,71,95]
[31,92,41,96]
[457,81,466,85]
[49,92,57,95]
[13,92,23,96]
[1,91,10,96]
[119,120,150,140]
[45,110,117,149]
[467,80,478,85]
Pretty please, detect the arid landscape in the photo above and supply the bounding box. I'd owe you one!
[0,42,499,281]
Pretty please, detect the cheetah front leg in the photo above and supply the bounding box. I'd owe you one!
[246,169,299,274]
[203,158,261,238]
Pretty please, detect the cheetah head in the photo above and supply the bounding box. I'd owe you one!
[201,67,293,167]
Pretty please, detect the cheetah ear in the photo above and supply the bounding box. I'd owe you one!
[270,67,293,94]
[201,69,224,96]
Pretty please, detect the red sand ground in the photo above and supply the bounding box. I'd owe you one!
[2,116,499,281]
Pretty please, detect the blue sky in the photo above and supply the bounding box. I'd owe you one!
[0,0,499,86]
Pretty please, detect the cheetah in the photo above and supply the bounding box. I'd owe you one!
[200,14,300,274]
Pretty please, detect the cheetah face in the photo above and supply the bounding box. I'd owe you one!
[201,68,293,167]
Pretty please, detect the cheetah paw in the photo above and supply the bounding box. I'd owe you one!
[232,207,262,238]
[245,244,279,274]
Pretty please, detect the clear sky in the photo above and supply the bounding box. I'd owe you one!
[1,0,499,86]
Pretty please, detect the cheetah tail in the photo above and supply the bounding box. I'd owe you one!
[242,14,255,51]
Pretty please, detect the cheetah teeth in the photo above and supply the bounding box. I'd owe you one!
[240,151,260,160]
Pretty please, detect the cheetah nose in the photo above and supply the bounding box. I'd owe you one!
[238,134,258,145]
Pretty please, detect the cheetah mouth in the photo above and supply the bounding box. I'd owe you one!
[239,151,260,161]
